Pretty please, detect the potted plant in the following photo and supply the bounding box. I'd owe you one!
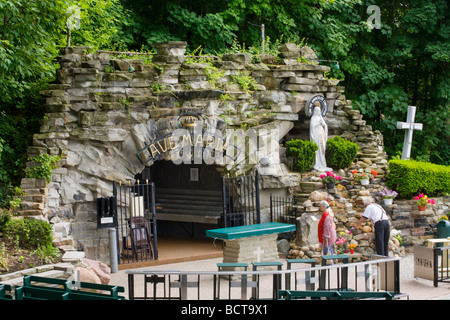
[414,193,435,211]
[349,243,357,254]
[336,237,346,254]
[352,170,377,186]
[320,171,342,189]
[380,188,398,205]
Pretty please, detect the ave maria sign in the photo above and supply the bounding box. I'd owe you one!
[136,125,279,167]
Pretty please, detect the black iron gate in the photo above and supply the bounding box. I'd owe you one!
[222,170,260,227]
[114,180,158,264]
[270,195,299,224]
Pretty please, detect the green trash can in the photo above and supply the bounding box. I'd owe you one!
[436,219,450,247]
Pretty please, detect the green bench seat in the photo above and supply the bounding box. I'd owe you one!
[22,275,125,299]
[0,284,14,300]
[15,286,125,300]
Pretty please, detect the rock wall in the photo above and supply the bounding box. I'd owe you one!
[289,172,450,261]
[19,42,392,264]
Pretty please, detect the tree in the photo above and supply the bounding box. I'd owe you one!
[0,0,68,103]
[67,0,130,51]
[340,0,450,164]
[0,0,131,208]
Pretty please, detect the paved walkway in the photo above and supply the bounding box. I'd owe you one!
[109,253,450,300]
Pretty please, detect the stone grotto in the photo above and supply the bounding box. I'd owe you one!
[17,41,449,266]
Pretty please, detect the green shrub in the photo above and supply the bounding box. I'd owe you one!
[5,218,53,249]
[326,136,359,169]
[285,139,318,172]
[386,160,450,198]
[34,244,61,264]
[25,153,61,183]
[0,209,12,233]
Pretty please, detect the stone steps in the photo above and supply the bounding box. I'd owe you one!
[0,263,73,286]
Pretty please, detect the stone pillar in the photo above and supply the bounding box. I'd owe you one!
[222,234,280,269]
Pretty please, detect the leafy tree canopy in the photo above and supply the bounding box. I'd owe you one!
[0,0,448,208]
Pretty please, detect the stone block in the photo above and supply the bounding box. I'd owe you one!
[222,234,280,265]
[62,251,85,263]
[222,53,252,65]
[155,41,187,56]
[288,77,320,85]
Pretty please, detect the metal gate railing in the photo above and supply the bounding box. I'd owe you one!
[270,195,299,224]
[115,180,158,264]
[222,170,260,227]
[126,256,404,300]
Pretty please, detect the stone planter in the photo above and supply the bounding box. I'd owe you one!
[327,181,335,189]
[360,179,369,186]
[383,198,393,205]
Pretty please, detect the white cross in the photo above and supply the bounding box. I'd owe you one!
[396,106,423,160]
[253,246,264,262]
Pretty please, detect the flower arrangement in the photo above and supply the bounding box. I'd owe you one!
[348,243,357,254]
[340,230,353,241]
[394,234,403,246]
[352,170,377,182]
[414,193,435,206]
[439,215,448,222]
[336,237,346,254]
[380,188,398,200]
[320,171,342,184]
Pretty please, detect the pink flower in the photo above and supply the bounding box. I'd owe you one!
[428,199,435,204]
[326,171,332,176]
[320,174,326,179]
[414,196,419,201]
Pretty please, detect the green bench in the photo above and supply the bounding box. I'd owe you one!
[320,254,349,290]
[15,286,125,300]
[252,262,283,300]
[285,259,317,290]
[216,263,249,300]
[0,284,14,300]
[21,275,125,300]
[279,289,395,300]
[15,286,70,300]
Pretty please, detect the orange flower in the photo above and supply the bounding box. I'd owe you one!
[371,170,377,176]
[352,170,357,174]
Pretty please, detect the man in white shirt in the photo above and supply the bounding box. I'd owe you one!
[354,198,390,256]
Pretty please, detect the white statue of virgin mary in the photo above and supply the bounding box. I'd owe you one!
[310,105,331,171]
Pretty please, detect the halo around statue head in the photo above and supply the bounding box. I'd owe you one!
[305,95,328,117]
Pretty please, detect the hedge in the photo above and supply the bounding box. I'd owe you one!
[285,139,318,173]
[325,136,359,169]
[386,160,450,198]
[4,218,54,249]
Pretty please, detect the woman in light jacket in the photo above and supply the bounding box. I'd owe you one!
[318,200,336,255]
